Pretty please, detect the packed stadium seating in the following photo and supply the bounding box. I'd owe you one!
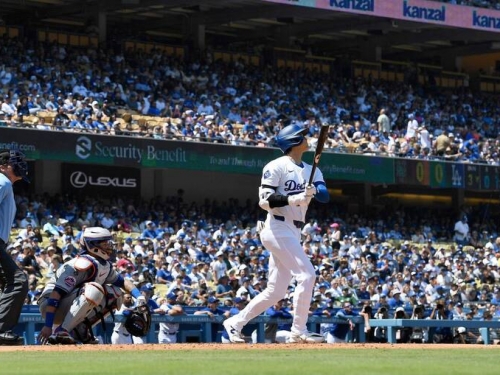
[2,0,500,345]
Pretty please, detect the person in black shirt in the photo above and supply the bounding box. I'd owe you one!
[22,244,42,279]
[53,107,70,128]
[17,96,31,118]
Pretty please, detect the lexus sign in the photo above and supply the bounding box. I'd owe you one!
[63,163,140,196]
[70,171,137,189]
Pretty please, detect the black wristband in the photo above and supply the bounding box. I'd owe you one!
[267,193,289,208]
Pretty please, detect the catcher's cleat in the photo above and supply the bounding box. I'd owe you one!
[47,328,76,345]
[288,331,325,344]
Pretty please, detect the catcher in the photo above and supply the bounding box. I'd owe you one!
[37,227,150,345]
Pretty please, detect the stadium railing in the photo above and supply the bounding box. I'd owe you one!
[17,305,365,345]
[16,306,500,345]
[369,318,500,345]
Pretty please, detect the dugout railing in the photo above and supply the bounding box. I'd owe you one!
[15,307,500,345]
[16,306,365,345]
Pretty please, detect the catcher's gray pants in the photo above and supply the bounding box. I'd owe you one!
[39,284,122,329]
[38,288,80,326]
[0,239,28,333]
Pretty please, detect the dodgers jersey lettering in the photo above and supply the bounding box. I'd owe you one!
[262,155,325,222]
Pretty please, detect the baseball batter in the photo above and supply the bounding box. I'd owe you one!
[224,124,329,343]
[38,227,143,345]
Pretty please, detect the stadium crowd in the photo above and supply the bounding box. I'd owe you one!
[0,36,498,164]
[6,190,500,338]
[1,16,500,342]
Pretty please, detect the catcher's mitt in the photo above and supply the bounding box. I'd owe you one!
[124,304,152,337]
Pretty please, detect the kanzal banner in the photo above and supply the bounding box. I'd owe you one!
[263,0,500,33]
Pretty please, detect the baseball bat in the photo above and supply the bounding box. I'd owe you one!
[308,124,329,186]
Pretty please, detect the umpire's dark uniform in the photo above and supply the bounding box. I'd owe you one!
[0,150,29,345]
[0,240,28,342]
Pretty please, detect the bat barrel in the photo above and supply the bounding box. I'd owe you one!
[308,125,329,185]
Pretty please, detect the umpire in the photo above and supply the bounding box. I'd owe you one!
[0,149,29,345]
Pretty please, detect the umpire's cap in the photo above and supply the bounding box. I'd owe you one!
[0,149,29,182]
[275,124,308,153]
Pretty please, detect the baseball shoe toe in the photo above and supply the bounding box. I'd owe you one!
[223,320,245,344]
[0,331,24,346]
[288,331,325,344]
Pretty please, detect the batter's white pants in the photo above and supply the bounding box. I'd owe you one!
[227,218,315,336]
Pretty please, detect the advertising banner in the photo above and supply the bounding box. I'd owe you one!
[2,128,499,190]
[0,128,279,175]
[321,154,394,183]
[264,0,500,33]
[62,163,141,197]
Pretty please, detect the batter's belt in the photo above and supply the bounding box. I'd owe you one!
[273,215,304,229]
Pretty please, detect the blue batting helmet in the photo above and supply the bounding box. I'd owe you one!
[275,124,308,153]
[0,149,29,182]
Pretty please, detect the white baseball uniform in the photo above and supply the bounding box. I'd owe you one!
[226,155,324,336]
[158,303,180,344]
[111,305,134,345]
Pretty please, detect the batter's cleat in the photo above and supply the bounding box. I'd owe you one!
[288,331,325,344]
[47,328,76,345]
[0,331,24,346]
[223,320,245,343]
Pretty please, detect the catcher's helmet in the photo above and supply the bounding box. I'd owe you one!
[0,149,29,182]
[80,227,114,260]
[275,124,308,153]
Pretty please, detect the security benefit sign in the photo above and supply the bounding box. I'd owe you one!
[62,163,140,196]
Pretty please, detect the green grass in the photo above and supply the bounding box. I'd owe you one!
[0,348,498,375]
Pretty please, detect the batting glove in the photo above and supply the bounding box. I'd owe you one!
[288,193,311,207]
[305,184,316,197]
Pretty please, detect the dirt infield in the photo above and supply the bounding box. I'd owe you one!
[0,343,497,352]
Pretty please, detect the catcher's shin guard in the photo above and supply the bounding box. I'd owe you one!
[71,285,123,343]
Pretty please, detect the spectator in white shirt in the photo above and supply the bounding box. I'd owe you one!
[417,124,432,149]
[1,95,16,116]
[454,215,470,246]
[405,113,419,140]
